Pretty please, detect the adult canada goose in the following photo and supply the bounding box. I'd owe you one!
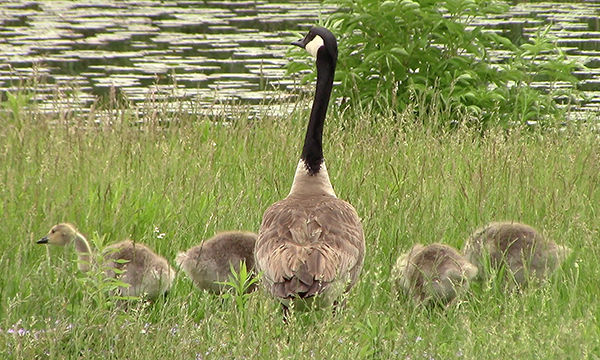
[37,223,175,299]
[176,231,257,293]
[463,221,571,287]
[254,27,365,310]
[391,243,478,305]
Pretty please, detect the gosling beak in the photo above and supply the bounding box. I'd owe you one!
[37,237,49,244]
[291,38,305,48]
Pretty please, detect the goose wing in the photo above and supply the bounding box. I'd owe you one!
[256,196,365,298]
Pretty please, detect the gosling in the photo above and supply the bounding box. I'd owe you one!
[463,221,571,287]
[176,231,257,294]
[37,223,175,299]
[392,243,478,305]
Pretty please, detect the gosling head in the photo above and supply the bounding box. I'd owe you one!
[37,223,78,246]
[292,26,338,61]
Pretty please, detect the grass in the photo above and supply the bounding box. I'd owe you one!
[0,99,599,359]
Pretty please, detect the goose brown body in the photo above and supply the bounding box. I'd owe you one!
[257,193,364,305]
[463,221,571,286]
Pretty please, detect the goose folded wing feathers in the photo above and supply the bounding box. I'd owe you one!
[257,198,363,298]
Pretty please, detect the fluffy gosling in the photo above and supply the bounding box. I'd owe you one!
[392,243,478,305]
[463,221,571,287]
[176,231,257,293]
[37,223,175,299]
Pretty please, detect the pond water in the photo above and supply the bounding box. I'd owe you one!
[0,0,599,117]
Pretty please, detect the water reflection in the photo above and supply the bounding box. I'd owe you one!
[0,0,600,116]
[0,0,326,116]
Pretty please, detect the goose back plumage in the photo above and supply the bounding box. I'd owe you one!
[256,195,364,302]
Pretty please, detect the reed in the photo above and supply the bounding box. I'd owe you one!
[0,103,597,359]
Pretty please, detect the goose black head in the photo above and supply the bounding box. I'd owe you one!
[292,26,338,62]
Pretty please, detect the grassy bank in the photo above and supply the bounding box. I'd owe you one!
[0,106,598,359]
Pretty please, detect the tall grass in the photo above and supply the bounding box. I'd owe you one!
[0,102,598,359]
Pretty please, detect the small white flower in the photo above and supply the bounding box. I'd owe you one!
[170,324,179,335]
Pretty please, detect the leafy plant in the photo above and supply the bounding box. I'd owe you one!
[76,248,139,310]
[288,0,581,127]
[218,261,259,314]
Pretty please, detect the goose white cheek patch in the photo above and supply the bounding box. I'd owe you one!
[305,35,324,57]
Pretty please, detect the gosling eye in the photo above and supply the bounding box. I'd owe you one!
[51,228,56,234]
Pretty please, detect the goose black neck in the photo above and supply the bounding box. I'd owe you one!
[301,52,336,175]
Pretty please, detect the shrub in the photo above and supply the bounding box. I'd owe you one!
[288,0,581,127]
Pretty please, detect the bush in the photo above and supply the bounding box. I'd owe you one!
[288,0,581,127]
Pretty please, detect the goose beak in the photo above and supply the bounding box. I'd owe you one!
[37,237,49,244]
[291,38,305,48]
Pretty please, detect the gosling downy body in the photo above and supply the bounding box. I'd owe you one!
[463,221,571,287]
[392,243,478,305]
[255,27,365,310]
[37,223,175,299]
[176,231,257,293]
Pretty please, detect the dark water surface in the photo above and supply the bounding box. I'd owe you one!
[0,0,599,117]
[0,0,327,116]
